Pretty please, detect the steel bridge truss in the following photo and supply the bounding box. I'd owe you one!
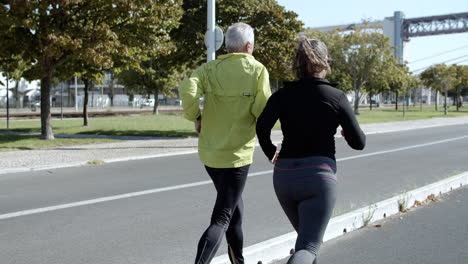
[403,12,468,40]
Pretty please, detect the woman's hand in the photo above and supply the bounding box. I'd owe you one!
[271,151,279,164]
[270,143,281,164]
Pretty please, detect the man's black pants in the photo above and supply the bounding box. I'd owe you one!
[194,164,250,264]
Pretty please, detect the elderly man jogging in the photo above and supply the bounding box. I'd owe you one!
[178,22,271,264]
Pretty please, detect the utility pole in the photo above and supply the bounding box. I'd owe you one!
[207,0,215,62]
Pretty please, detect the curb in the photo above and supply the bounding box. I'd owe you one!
[0,150,198,176]
[212,171,468,264]
[2,119,468,175]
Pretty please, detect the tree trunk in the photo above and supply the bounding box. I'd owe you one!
[395,91,399,110]
[369,93,373,110]
[153,91,159,115]
[83,79,89,126]
[354,88,360,115]
[14,80,19,108]
[456,88,461,112]
[68,83,72,107]
[435,90,438,111]
[420,87,423,112]
[40,75,55,140]
[109,73,115,107]
[6,72,10,129]
[403,94,406,119]
[444,87,448,115]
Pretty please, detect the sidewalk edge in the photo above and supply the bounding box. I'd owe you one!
[212,171,468,264]
[0,150,198,175]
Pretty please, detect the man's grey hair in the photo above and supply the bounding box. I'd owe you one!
[225,23,255,53]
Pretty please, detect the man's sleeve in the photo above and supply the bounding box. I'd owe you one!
[251,67,271,119]
[178,66,204,121]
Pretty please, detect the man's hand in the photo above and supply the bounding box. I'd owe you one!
[195,119,202,135]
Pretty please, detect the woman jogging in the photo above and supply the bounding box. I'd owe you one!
[256,38,366,264]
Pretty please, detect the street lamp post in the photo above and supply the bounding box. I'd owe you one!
[207,0,215,62]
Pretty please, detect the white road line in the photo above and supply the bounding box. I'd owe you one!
[338,135,468,161]
[213,171,468,264]
[1,135,467,221]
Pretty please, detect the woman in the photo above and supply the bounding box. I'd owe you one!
[256,38,366,264]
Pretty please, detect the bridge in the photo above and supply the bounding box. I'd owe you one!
[310,11,468,64]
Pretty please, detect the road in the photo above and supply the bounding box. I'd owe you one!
[1,124,468,264]
[274,186,468,264]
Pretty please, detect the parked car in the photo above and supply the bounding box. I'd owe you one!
[30,101,40,112]
[140,99,155,108]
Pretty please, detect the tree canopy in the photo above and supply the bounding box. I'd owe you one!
[170,0,303,80]
[118,57,183,114]
[0,0,183,139]
[421,64,468,112]
[305,27,411,114]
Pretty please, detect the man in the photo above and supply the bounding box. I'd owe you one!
[178,22,271,264]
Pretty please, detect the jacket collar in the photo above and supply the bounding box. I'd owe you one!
[217,53,254,60]
[285,78,338,88]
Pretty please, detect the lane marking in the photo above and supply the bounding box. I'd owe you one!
[3,122,468,176]
[1,135,467,220]
[338,135,468,161]
[212,171,468,264]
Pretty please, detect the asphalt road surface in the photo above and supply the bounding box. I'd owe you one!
[1,124,468,264]
[273,186,468,264]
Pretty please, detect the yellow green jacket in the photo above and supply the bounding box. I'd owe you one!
[178,53,271,168]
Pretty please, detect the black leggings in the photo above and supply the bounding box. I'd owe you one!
[194,164,250,264]
[273,156,337,264]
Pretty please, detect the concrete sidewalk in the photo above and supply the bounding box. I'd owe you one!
[1,116,468,173]
[270,186,468,264]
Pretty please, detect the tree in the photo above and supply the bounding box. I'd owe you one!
[0,1,183,139]
[386,64,418,112]
[364,55,402,110]
[170,0,303,81]
[118,58,182,114]
[420,64,457,115]
[306,27,401,114]
[451,65,468,111]
[401,71,419,118]
[0,54,28,108]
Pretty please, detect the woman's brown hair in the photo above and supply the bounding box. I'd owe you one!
[292,37,331,80]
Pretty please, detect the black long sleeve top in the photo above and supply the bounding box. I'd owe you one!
[256,78,366,161]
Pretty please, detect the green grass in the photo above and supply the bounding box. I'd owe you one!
[0,114,197,138]
[87,160,105,165]
[355,106,468,124]
[2,107,467,136]
[0,106,467,152]
[0,134,117,152]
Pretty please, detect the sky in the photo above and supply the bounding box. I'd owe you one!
[276,0,468,73]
